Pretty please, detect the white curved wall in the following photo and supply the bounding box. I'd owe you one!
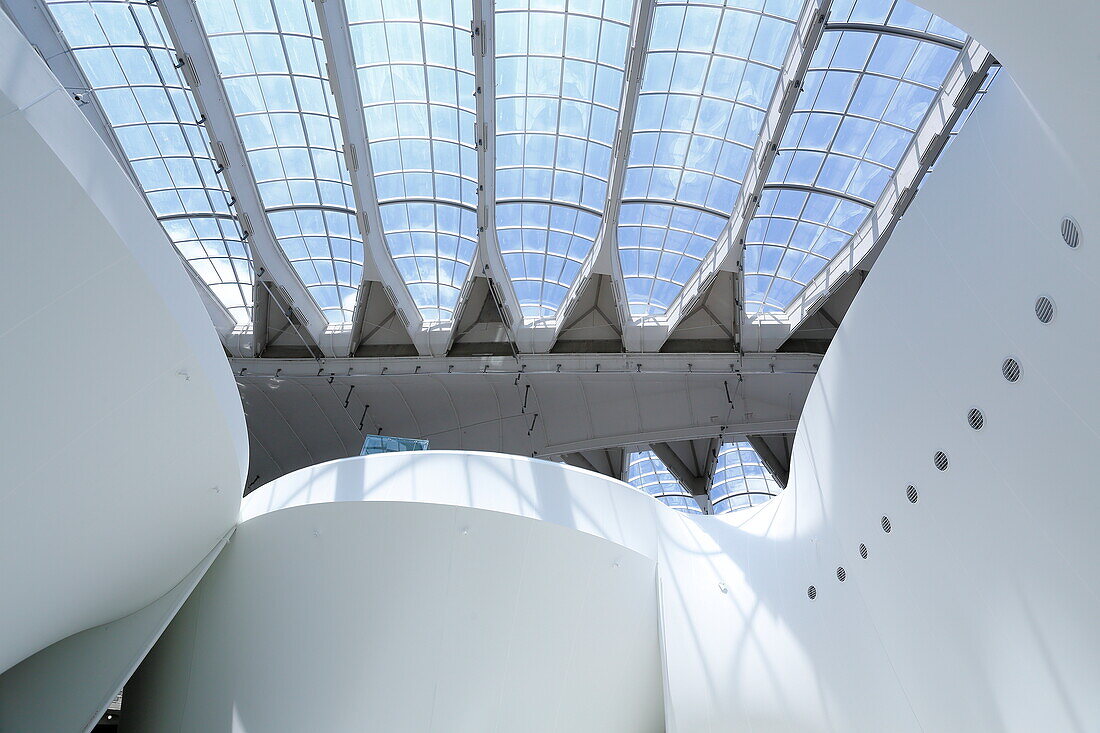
[0,12,246,673]
[124,460,665,733]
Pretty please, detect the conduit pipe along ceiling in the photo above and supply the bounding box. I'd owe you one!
[38,0,977,345]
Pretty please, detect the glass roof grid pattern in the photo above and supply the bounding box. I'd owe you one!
[346,0,477,322]
[709,441,783,514]
[44,0,254,324]
[626,450,703,514]
[494,0,633,321]
[828,0,968,44]
[745,3,963,313]
[617,0,802,318]
[197,0,362,323]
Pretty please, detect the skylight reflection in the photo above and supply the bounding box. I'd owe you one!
[709,441,782,514]
[494,0,632,321]
[198,0,363,323]
[347,0,477,322]
[618,0,801,318]
[45,0,253,324]
[744,0,965,314]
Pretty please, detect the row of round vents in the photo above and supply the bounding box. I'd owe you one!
[806,217,1080,602]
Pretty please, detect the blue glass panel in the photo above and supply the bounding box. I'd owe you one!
[708,441,782,513]
[626,449,702,514]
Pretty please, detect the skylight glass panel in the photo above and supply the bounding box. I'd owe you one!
[197,0,362,323]
[709,441,782,514]
[744,0,963,313]
[626,450,702,514]
[347,0,477,322]
[618,0,801,317]
[45,0,253,324]
[494,0,632,321]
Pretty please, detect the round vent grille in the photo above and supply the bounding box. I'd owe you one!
[859,543,868,559]
[881,516,892,533]
[1061,217,1080,249]
[967,408,984,430]
[1002,357,1021,383]
[906,485,919,503]
[1035,296,1055,324]
[934,451,949,471]
[836,566,846,582]
[807,585,817,600]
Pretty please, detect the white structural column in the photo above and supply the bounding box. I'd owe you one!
[647,0,831,351]
[466,0,530,350]
[157,0,334,355]
[778,39,994,333]
[312,0,440,356]
[550,0,657,353]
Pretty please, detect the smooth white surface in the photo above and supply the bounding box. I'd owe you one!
[0,13,246,673]
[125,491,664,733]
[0,532,231,733]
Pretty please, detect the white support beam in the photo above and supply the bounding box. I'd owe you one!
[313,0,442,357]
[777,40,995,335]
[646,0,831,352]
[649,442,707,495]
[551,0,657,353]
[157,0,334,354]
[466,0,530,351]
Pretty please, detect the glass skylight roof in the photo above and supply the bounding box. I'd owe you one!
[43,0,974,334]
[626,450,702,514]
[618,0,801,317]
[495,0,632,321]
[347,0,477,322]
[198,0,363,323]
[744,0,964,313]
[45,0,254,324]
[709,441,782,514]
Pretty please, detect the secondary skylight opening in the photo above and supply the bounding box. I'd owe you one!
[709,441,782,514]
[626,449,703,514]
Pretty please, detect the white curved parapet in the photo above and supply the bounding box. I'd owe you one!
[0,11,246,674]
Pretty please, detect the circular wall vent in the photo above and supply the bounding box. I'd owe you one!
[967,408,984,430]
[906,485,919,503]
[859,543,868,559]
[1061,217,1081,249]
[1035,296,1055,324]
[1002,357,1021,383]
[934,451,949,471]
[836,566,846,582]
[881,516,892,533]
[807,585,817,600]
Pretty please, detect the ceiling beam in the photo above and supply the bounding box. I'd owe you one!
[551,0,657,353]
[466,0,529,351]
[649,442,707,496]
[778,40,995,334]
[312,0,440,356]
[647,0,832,352]
[157,0,334,354]
[746,434,790,488]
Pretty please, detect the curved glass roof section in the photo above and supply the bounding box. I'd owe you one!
[626,450,702,514]
[618,0,801,317]
[346,0,477,322]
[46,0,254,324]
[709,441,782,514]
[744,0,965,313]
[494,0,632,321]
[198,0,363,324]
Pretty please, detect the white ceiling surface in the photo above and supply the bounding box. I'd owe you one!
[233,352,817,487]
[127,488,664,732]
[0,12,246,673]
